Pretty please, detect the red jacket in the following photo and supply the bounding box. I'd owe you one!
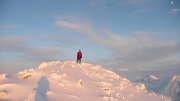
[77,51,82,58]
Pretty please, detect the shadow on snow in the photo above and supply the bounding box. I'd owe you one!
[35,76,49,101]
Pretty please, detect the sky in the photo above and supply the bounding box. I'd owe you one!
[0,0,180,73]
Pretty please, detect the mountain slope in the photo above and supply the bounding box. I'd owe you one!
[0,61,171,101]
[162,75,180,101]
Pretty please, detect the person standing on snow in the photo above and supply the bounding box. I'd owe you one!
[77,49,82,63]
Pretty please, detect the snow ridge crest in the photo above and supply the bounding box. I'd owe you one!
[0,61,171,101]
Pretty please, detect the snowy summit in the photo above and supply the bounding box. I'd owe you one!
[0,61,171,101]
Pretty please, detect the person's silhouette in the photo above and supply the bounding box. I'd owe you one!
[77,49,82,63]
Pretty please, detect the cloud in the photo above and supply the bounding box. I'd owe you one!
[88,0,108,9]
[0,24,19,31]
[56,20,133,52]
[50,35,88,46]
[56,19,180,69]
[55,20,107,46]
[29,47,63,57]
[56,20,92,33]
[0,36,64,61]
[116,42,180,67]
[170,8,180,15]
[107,33,180,69]
[0,36,28,52]
[56,20,165,53]
[0,35,67,73]
[101,31,180,68]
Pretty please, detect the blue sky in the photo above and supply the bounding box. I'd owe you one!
[0,0,180,73]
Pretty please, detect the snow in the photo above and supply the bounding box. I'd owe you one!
[131,73,179,101]
[0,61,171,101]
[150,75,159,81]
[162,75,180,101]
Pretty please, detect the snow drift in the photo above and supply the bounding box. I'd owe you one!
[0,61,171,101]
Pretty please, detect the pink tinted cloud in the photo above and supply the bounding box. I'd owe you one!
[56,19,180,69]
[170,8,180,15]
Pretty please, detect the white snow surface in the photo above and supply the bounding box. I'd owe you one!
[0,61,172,101]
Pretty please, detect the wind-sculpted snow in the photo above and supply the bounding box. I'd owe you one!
[0,61,171,101]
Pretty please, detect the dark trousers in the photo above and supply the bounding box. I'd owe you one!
[77,57,81,63]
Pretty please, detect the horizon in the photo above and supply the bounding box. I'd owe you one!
[0,0,180,73]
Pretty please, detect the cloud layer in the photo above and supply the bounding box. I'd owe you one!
[0,36,64,61]
[56,19,180,69]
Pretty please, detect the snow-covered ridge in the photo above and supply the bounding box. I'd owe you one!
[163,75,180,101]
[0,61,171,101]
